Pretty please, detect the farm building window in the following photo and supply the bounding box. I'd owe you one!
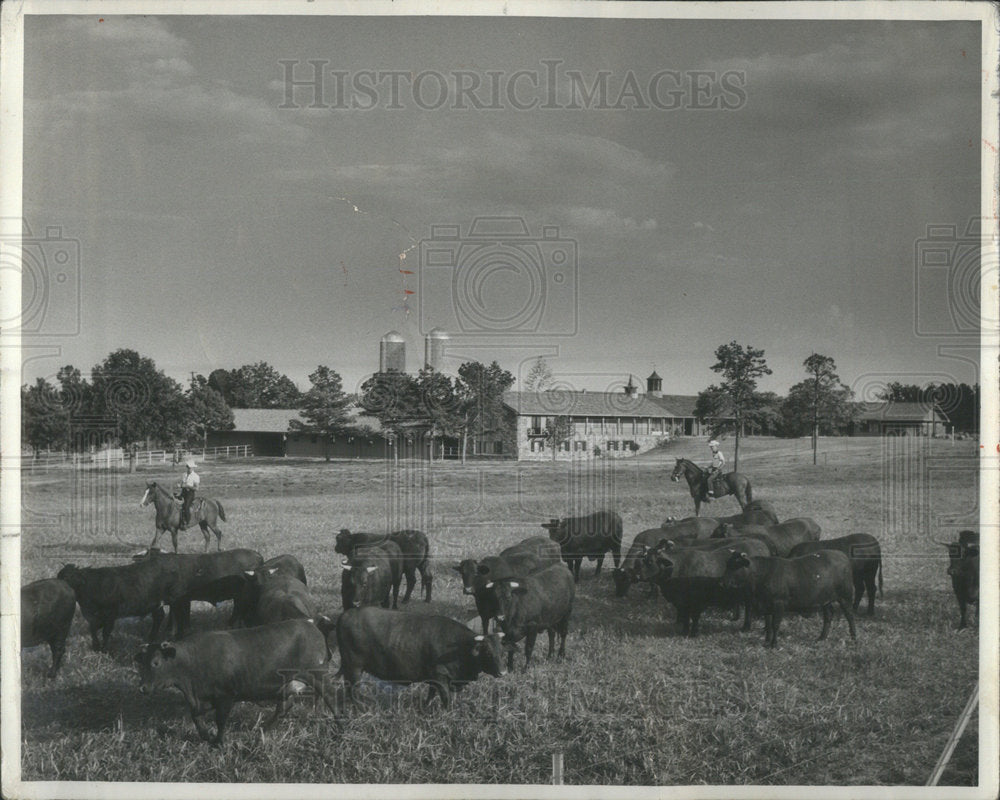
[651,418,662,432]
[530,439,544,453]
[530,416,542,434]
[575,440,587,451]
[607,440,619,451]
[623,418,635,435]
[637,418,649,435]
[624,440,637,452]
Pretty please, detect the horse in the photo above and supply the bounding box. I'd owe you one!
[140,481,226,553]
[670,458,753,517]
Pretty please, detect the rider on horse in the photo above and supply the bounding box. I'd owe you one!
[178,460,200,530]
[703,440,725,501]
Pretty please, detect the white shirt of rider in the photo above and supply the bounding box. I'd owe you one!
[711,450,725,470]
[182,470,200,489]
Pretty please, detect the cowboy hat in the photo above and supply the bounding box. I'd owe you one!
[185,460,196,468]
[708,440,720,448]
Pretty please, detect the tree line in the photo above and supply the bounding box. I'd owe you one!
[21,346,978,464]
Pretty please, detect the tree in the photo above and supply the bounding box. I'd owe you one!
[212,362,301,408]
[876,382,925,403]
[359,370,421,437]
[22,378,70,454]
[782,354,857,461]
[90,349,189,447]
[523,356,554,392]
[456,360,516,462]
[186,375,234,452]
[290,366,353,461]
[544,415,573,462]
[413,368,462,461]
[703,341,772,470]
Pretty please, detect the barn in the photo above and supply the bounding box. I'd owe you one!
[206,409,390,458]
[852,401,951,437]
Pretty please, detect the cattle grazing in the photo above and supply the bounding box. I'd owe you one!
[788,534,883,616]
[133,547,264,636]
[542,511,623,582]
[58,560,179,650]
[244,566,318,625]
[715,517,821,557]
[341,542,404,610]
[938,530,979,630]
[21,579,77,678]
[640,538,772,636]
[483,563,575,670]
[659,516,723,539]
[134,618,337,745]
[336,606,507,709]
[614,528,679,598]
[722,550,857,647]
[336,528,432,602]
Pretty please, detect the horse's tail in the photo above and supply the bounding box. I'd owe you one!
[877,554,883,598]
[745,479,753,505]
[216,501,227,522]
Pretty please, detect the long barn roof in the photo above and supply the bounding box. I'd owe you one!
[503,390,698,418]
[857,401,949,422]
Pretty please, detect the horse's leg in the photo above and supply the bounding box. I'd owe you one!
[200,521,211,553]
[170,526,179,553]
[210,521,223,551]
[151,526,162,550]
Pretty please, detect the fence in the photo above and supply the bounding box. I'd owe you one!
[22,445,253,472]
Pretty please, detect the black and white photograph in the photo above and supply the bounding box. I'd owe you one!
[1,1,997,796]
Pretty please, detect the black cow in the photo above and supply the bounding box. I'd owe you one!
[336,606,507,709]
[134,618,337,745]
[341,542,403,610]
[659,516,723,539]
[243,567,318,625]
[716,517,821,557]
[640,538,773,636]
[21,578,77,678]
[260,554,307,584]
[336,528,432,602]
[788,534,883,616]
[483,563,575,670]
[722,550,857,647]
[940,530,979,630]
[133,547,264,636]
[58,560,179,650]
[453,537,562,634]
[711,499,780,527]
[542,511,623,581]
[232,554,307,628]
[614,528,678,598]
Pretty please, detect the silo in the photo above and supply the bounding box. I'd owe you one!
[380,331,405,373]
[424,328,449,371]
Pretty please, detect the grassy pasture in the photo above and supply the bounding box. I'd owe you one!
[17,436,981,785]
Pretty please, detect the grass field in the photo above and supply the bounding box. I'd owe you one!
[17,436,982,786]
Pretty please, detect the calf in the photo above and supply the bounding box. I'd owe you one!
[134,618,336,745]
[788,534,883,616]
[542,511,623,581]
[722,550,857,647]
[58,560,179,650]
[640,538,773,636]
[336,528,432,602]
[483,563,575,670]
[244,567,318,625]
[21,578,77,678]
[336,606,507,709]
[940,530,979,630]
[716,517,821,557]
[341,542,403,610]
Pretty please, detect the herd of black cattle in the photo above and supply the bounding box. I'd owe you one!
[19,499,981,747]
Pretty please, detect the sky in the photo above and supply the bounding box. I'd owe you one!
[20,13,985,404]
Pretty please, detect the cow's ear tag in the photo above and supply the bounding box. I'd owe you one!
[366,565,377,573]
[509,581,519,588]
[244,570,255,576]
[485,581,494,589]
[473,634,484,641]
[268,567,278,574]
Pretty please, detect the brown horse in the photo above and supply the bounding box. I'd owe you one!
[140,481,226,552]
[670,458,753,517]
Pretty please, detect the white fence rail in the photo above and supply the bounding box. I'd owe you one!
[22,445,253,471]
